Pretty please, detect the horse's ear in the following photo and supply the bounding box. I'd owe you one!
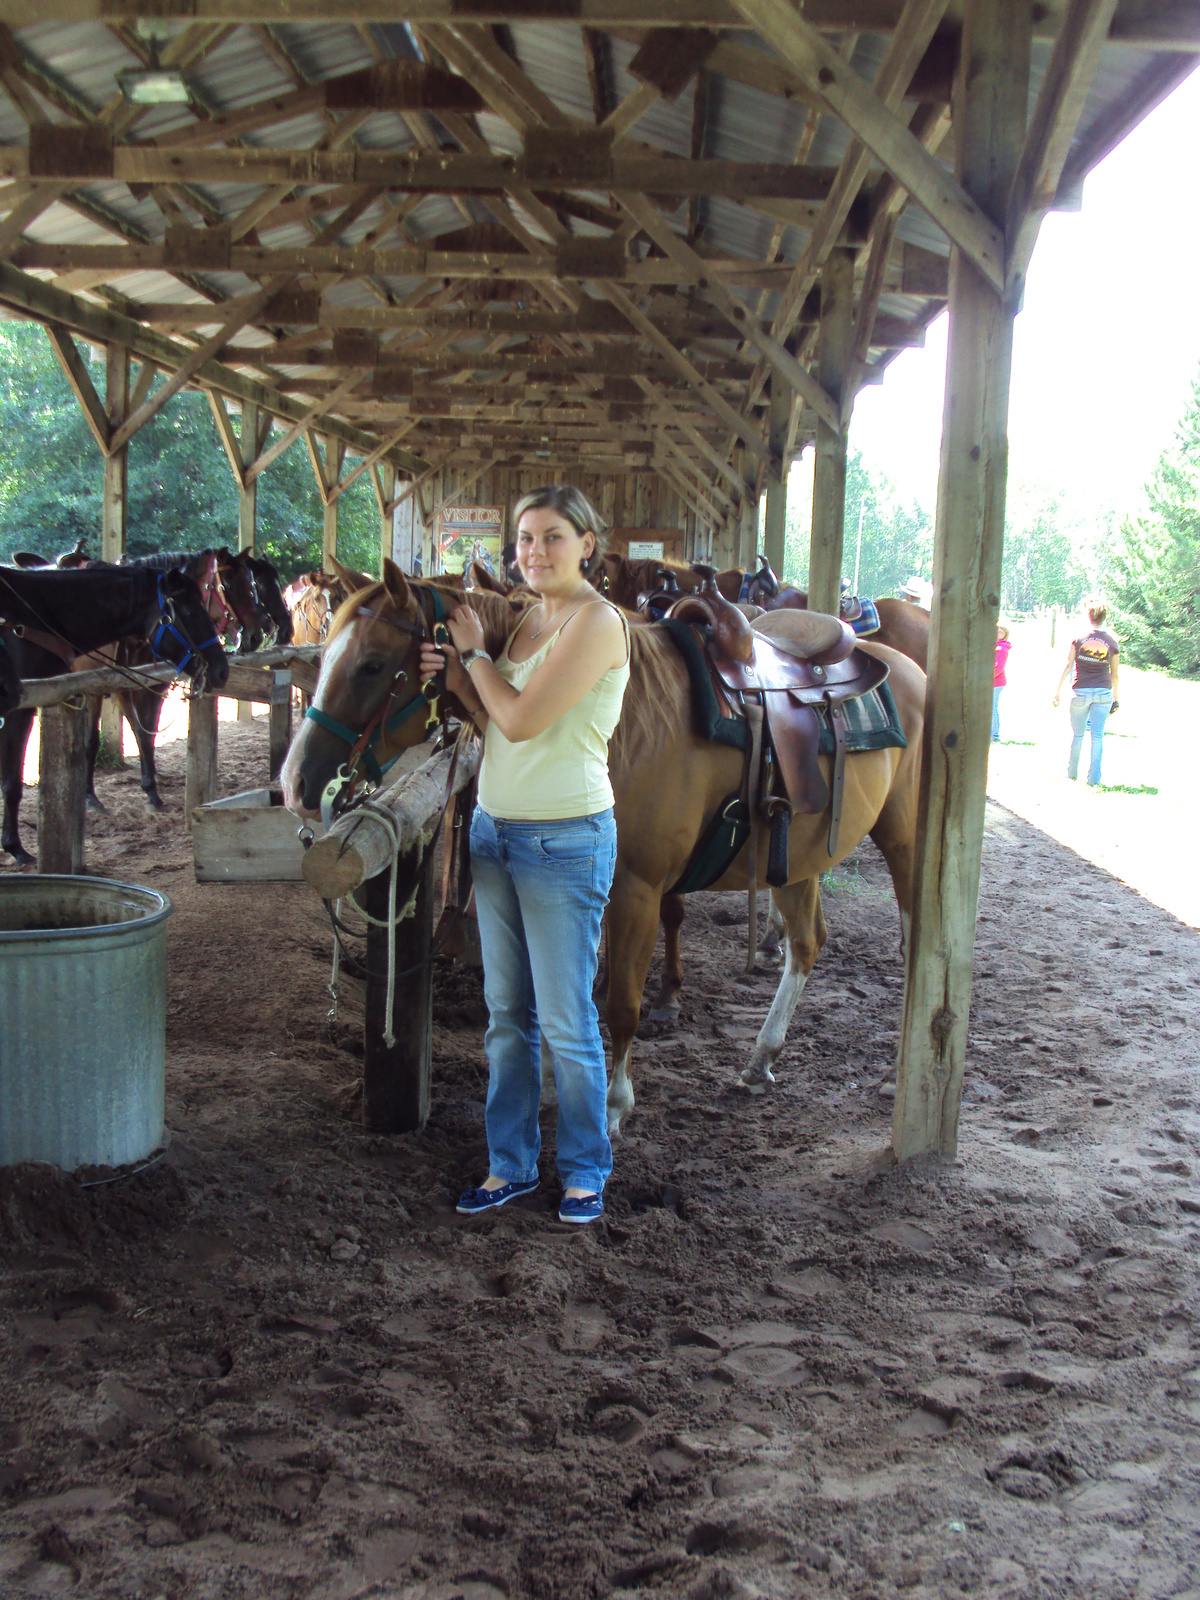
[381,557,412,607]
[468,561,506,594]
[330,556,373,595]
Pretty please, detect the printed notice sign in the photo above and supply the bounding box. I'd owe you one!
[627,540,664,560]
[436,505,504,575]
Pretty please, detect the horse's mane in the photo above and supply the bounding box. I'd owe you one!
[611,623,690,766]
[325,579,520,657]
[123,549,212,574]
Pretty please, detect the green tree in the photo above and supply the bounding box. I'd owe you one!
[783,448,933,596]
[1107,371,1200,678]
[0,321,385,580]
[1000,490,1094,614]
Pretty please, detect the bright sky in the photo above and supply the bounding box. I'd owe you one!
[846,66,1200,523]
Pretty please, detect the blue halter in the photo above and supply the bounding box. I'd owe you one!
[150,573,225,673]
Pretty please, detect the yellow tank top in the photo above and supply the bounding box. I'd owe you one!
[476,603,631,821]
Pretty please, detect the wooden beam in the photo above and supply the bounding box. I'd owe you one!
[617,191,840,432]
[36,703,87,874]
[602,282,774,470]
[808,248,853,615]
[761,374,790,578]
[893,0,1029,1163]
[0,263,426,475]
[44,321,109,453]
[244,371,366,485]
[1005,0,1118,295]
[326,421,418,505]
[732,0,1005,291]
[207,388,245,488]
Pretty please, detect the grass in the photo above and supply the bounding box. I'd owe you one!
[1092,782,1159,796]
[821,861,869,897]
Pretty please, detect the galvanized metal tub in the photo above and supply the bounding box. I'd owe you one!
[0,876,172,1171]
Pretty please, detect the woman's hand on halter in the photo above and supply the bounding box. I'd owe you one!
[418,606,484,700]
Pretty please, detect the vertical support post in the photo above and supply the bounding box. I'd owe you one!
[738,488,759,571]
[101,345,129,763]
[185,694,219,831]
[363,847,433,1133]
[237,400,258,723]
[322,435,345,568]
[892,0,1029,1163]
[379,462,396,571]
[37,703,87,874]
[763,375,791,579]
[268,669,292,782]
[808,247,854,616]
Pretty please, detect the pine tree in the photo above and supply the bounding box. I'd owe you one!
[1107,371,1200,679]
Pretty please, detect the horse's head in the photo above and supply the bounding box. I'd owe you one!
[245,554,292,644]
[280,558,453,821]
[214,548,268,653]
[465,560,508,595]
[147,567,230,691]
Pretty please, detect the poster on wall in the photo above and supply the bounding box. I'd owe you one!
[436,505,504,575]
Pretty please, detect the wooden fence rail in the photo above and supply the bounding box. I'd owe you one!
[17,643,325,873]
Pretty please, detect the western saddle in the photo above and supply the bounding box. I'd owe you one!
[662,584,888,957]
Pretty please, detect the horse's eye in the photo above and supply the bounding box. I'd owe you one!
[358,658,387,677]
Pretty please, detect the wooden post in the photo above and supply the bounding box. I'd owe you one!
[268,669,292,782]
[185,694,219,830]
[362,847,433,1134]
[892,0,1029,1164]
[808,247,854,617]
[36,703,87,874]
[322,435,345,568]
[100,345,129,764]
[763,375,790,579]
[379,462,396,571]
[237,401,258,723]
[738,483,760,571]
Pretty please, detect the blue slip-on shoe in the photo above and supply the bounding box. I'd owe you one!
[558,1193,604,1225]
[456,1179,539,1216]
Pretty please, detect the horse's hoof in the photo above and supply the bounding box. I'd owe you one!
[5,851,35,869]
[740,1062,776,1087]
[145,796,165,813]
[647,1003,680,1024]
[85,795,105,813]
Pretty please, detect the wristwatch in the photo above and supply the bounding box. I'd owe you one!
[460,648,490,672]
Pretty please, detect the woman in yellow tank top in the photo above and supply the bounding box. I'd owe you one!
[420,487,629,1225]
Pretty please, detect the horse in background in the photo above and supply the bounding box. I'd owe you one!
[0,562,229,862]
[286,570,350,647]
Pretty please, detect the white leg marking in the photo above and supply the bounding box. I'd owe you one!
[741,944,809,1086]
[607,1045,635,1137]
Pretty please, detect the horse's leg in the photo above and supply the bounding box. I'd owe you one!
[647,892,686,1022]
[0,709,36,865]
[868,798,917,960]
[742,875,827,1086]
[126,691,164,811]
[83,697,104,810]
[758,896,787,961]
[604,870,665,1136]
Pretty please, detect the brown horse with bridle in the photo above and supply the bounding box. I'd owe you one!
[282,560,923,1132]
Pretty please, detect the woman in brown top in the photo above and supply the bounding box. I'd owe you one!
[1053,602,1120,786]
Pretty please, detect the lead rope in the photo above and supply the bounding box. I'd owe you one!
[321,799,406,1044]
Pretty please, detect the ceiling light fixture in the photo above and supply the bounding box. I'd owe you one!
[117,21,195,106]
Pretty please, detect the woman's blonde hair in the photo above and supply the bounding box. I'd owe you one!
[512,485,608,579]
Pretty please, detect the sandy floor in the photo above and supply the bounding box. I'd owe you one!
[1,712,1199,1600]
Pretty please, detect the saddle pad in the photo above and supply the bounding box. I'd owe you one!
[659,617,748,752]
[842,596,881,636]
[817,681,908,754]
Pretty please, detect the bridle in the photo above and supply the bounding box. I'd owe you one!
[303,584,451,828]
[150,572,226,680]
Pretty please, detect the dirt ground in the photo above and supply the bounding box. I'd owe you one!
[2,715,1200,1600]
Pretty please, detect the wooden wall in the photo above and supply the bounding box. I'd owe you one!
[389,464,700,574]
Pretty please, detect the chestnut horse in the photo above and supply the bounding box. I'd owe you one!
[281,561,923,1133]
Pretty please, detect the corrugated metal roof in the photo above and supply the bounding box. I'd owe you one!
[0,14,1192,489]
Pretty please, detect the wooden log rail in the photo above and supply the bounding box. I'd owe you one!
[14,643,324,873]
[299,737,483,1138]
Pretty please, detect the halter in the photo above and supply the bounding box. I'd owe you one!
[149,572,226,675]
[304,585,449,826]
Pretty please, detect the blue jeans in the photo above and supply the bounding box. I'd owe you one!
[1068,689,1112,785]
[991,686,1003,742]
[469,806,617,1193]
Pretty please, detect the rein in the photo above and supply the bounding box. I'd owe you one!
[304,584,450,828]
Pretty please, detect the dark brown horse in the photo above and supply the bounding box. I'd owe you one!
[281,561,924,1131]
[0,563,229,862]
[0,635,19,720]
